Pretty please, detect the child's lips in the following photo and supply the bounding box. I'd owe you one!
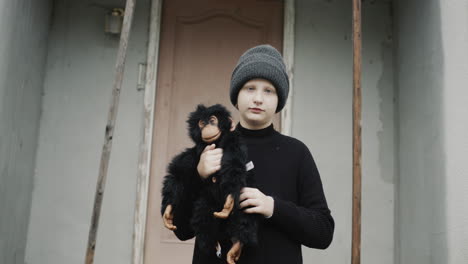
[249,108,264,113]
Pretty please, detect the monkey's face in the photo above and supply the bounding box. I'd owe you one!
[187,104,233,145]
[198,115,221,143]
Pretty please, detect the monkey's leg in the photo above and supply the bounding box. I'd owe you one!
[162,204,177,231]
[225,210,258,249]
[191,198,218,254]
[213,194,234,219]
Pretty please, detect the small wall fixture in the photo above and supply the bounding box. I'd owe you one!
[105,8,124,34]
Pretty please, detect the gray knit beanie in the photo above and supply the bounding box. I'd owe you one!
[230,44,289,113]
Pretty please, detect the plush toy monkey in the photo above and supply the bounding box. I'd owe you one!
[161,104,257,263]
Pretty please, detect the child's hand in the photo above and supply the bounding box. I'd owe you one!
[197,144,223,179]
[239,187,274,218]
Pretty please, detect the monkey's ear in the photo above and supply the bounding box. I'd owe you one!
[196,104,206,112]
[229,117,235,131]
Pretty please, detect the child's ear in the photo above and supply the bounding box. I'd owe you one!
[229,117,235,131]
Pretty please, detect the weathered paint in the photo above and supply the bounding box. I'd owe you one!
[24,0,150,263]
[0,0,51,263]
[395,0,446,263]
[293,0,395,263]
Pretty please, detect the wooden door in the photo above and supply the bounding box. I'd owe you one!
[144,0,283,263]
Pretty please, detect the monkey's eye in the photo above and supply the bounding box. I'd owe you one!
[198,120,205,128]
[209,116,218,125]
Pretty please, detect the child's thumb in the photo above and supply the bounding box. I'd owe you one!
[204,143,216,152]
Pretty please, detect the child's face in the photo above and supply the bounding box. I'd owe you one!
[236,78,278,130]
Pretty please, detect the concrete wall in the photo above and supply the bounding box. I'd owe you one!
[24,0,150,263]
[394,0,468,263]
[293,0,396,263]
[0,0,51,263]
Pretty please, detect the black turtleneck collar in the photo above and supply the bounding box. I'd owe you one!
[235,123,277,138]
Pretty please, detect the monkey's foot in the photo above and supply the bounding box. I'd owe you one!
[227,240,243,264]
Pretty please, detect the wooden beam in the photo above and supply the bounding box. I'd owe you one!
[84,0,137,263]
[351,0,362,264]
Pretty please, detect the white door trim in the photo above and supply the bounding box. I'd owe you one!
[131,0,163,263]
[281,0,295,136]
[132,0,295,263]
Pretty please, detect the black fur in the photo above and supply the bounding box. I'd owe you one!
[161,104,258,257]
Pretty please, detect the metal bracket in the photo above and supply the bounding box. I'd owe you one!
[137,63,147,91]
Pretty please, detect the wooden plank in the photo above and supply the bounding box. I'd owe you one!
[84,0,137,263]
[131,0,163,263]
[281,0,295,136]
[351,0,362,264]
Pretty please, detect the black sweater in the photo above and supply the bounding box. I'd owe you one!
[172,123,334,264]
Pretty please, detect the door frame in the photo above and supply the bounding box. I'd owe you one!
[131,1,295,263]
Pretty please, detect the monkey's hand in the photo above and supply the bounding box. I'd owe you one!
[226,240,243,264]
[163,204,177,231]
[213,194,234,219]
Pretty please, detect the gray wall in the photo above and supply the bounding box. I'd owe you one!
[0,0,51,263]
[394,0,468,263]
[24,0,150,263]
[440,0,468,261]
[293,0,396,263]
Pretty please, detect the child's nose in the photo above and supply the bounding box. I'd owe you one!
[253,91,263,104]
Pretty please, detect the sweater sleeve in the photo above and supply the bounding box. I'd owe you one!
[268,146,335,249]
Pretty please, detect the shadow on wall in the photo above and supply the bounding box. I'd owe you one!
[394,0,448,262]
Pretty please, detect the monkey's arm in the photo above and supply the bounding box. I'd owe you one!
[218,135,259,247]
[161,148,202,240]
[213,151,247,219]
[215,135,248,217]
[213,194,234,219]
